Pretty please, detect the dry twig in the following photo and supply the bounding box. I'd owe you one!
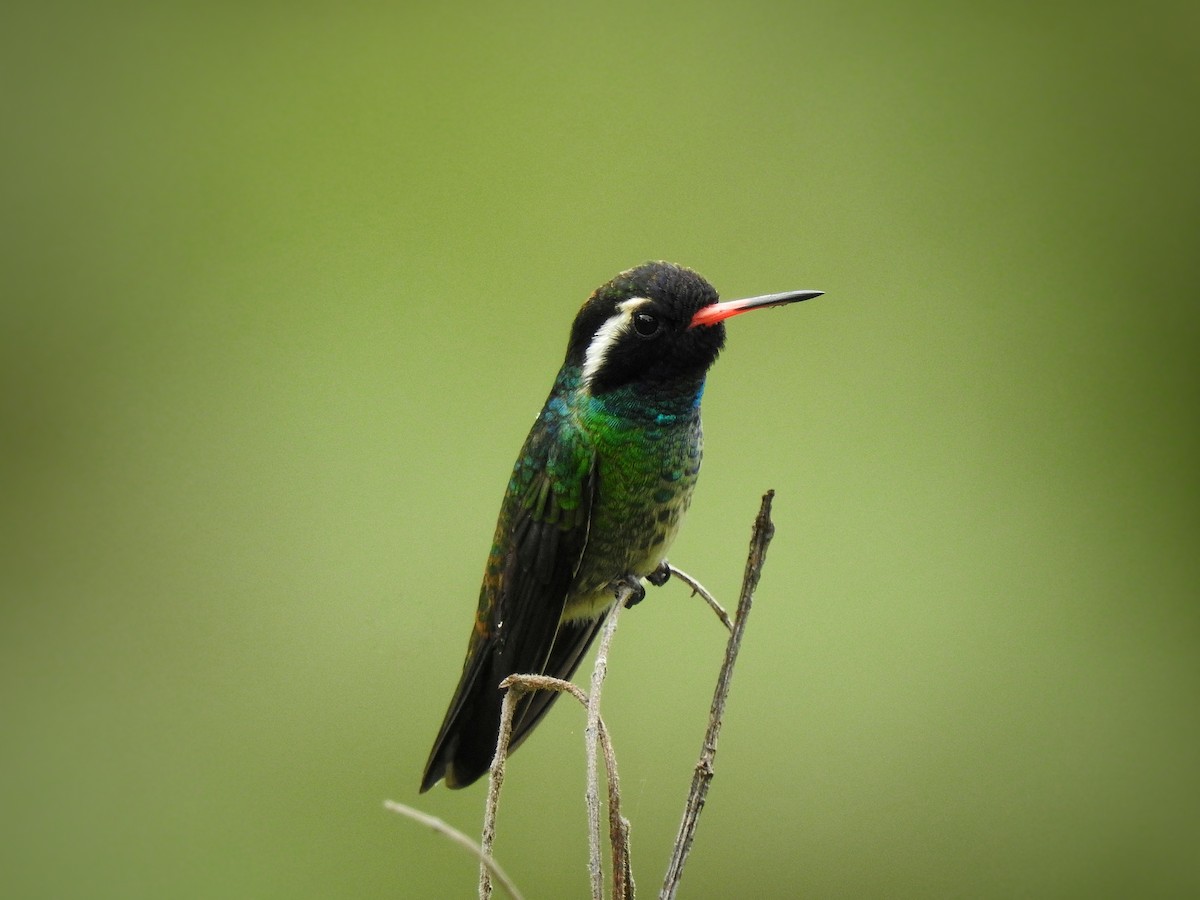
[667,564,733,632]
[659,490,776,900]
[383,800,525,900]
[410,492,777,900]
[586,590,633,900]
[479,681,524,900]
[475,667,633,900]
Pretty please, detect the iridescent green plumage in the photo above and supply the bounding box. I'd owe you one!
[568,375,704,619]
[420,365,703,790]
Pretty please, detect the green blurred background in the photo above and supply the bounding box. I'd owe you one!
[3,1,1197,897]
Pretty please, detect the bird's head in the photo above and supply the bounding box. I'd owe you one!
[565,261,821,395]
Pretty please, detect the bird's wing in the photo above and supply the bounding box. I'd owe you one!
[420,409,596,791]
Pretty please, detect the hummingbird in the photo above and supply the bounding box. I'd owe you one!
[420,261,822,791]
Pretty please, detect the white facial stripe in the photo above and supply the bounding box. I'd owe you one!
[581,297,650,388]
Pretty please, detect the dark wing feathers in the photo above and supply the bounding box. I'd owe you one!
[420,416,596,791]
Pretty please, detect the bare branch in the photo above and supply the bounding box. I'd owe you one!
[585,587,638,900]
[503,673,588,704]
[585,605,616,900]
[604,722,635,900]
[384,800,525,900]
[480,680,524,900]
[667,564,733,632]
[660,490,776,900]
[469,493,775,900]
[485,668,635,900]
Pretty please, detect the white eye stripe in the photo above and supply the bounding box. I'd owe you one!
[581,297,651,388]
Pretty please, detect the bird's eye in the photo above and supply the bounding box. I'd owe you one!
[632,313,661,338]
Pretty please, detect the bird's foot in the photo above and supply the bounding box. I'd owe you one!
[612,574,646,609]
[613,562,672,609]
[646,561,672,587]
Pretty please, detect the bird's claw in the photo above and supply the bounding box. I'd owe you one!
[646,561,672,587]
[614,562,672,609]
[613,574,647,608]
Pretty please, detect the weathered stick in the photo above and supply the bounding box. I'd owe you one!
[586,593,628,900]
[477,670,633,900]
[480,680,523,900]
[384,800,525,900]
[466,493,775,900]
[667,564,733,632]
[660,490,776,899]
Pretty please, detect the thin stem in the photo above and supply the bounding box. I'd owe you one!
[503,672,634,900]
[668,564,733,632]
[480,681,523,900]
[603,719,634,900]
[586,591,628,900]
[384,801,525,900]
[409,492,778,900]
[489,672,638,897]
[503,673,588,705]
[660,491,776,900]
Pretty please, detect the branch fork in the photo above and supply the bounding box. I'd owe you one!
[391,491,778,900]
